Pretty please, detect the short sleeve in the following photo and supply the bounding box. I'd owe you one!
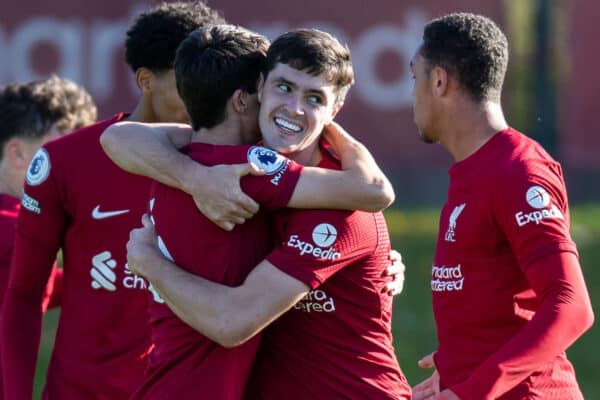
[240,146,303,210]
[491,161,577,270]
[266,209,374,289]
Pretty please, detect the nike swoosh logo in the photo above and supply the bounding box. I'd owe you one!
[92,205,130,220]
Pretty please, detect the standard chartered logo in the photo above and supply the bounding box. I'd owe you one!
[293,289,336,313]
[91,251,118,291]
[431,264,464,292]
[90,250,163,302]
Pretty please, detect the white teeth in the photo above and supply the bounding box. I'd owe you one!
[274,117,301,132]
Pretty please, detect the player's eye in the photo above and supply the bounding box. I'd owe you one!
[277,83,291,93]
[307,95,323,105]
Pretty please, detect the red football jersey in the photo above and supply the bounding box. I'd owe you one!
[432,128,583,399]
[246,145,411,400]
[131,143,302,400]
[0,194,62,400]
[1,114,153,399]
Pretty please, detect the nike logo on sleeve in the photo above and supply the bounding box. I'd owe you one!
[92,205,130,219]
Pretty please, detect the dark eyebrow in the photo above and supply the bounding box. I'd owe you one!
[275,77,327,100]
[274,77,296,89]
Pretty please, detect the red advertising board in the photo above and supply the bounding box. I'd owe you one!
[0,0,505,173]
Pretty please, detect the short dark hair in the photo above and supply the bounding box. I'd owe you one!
[125,1,226,73]
[264,29,354,103]
[175,24,269,130]
[419,12,508,102]
[0,76,96,158]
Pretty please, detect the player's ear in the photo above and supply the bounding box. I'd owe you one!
[256,73,265,103]
[430,66,448,97]
[135,67,154,94]
[231,89,247,114]
[3,138,28,169]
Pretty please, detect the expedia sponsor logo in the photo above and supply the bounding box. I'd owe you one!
[293,289,336,313]
[247,146,286,175]
[26,148,50,186]
[21,192,41,214]
[515,185,563,227]
[431,264,464,292]
[287,235,341,260]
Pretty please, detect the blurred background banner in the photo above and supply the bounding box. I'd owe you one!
[0,0,597,196]
[0,0,600,204]
[0,1,500,191]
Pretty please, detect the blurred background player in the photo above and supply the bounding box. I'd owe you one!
[0,2,229,399]
[0,75,96,399]
[410,13,594,400]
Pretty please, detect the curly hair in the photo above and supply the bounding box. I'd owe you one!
[31,75,97,132]
[125,1,226,73]
[419,13,509,102]
[0,76,96,157]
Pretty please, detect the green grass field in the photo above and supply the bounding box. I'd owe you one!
[34,205,600,398]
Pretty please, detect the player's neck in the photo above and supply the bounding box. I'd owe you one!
[0,166,20,198]
[126,99,158,124]
[440,100,508,162]
[191,118,247,146]
[287,141,322,167]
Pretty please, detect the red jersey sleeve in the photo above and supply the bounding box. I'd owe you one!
[1,146,67,399]
[239,146,303,210]
[450,251,594,399]
[491,162,577,269]
[266,209,375,289]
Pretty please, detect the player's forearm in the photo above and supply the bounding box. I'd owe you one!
[450,252,594,399]
[0,288,43,399]
[288,163,394,212]
[101,122,197,192]
[142,256,258,348]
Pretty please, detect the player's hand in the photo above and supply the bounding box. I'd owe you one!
[189,163,263,231]
[322,121,355,156]
[385,249,405,295]
[412,352,441,400]
[126,214,160,278]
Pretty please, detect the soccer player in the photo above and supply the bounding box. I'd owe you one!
[0,3,228,399]
[117,29,411,399]
[109,24,401,400]
[0,76,96,399]
[409,13,594,400]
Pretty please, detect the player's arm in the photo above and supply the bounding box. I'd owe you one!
[450,171,594,399]
[1,232,58,399]
[127,215,309,348]
[287,122,394,211]
[450,251,593,399]
[101,122,260,230]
